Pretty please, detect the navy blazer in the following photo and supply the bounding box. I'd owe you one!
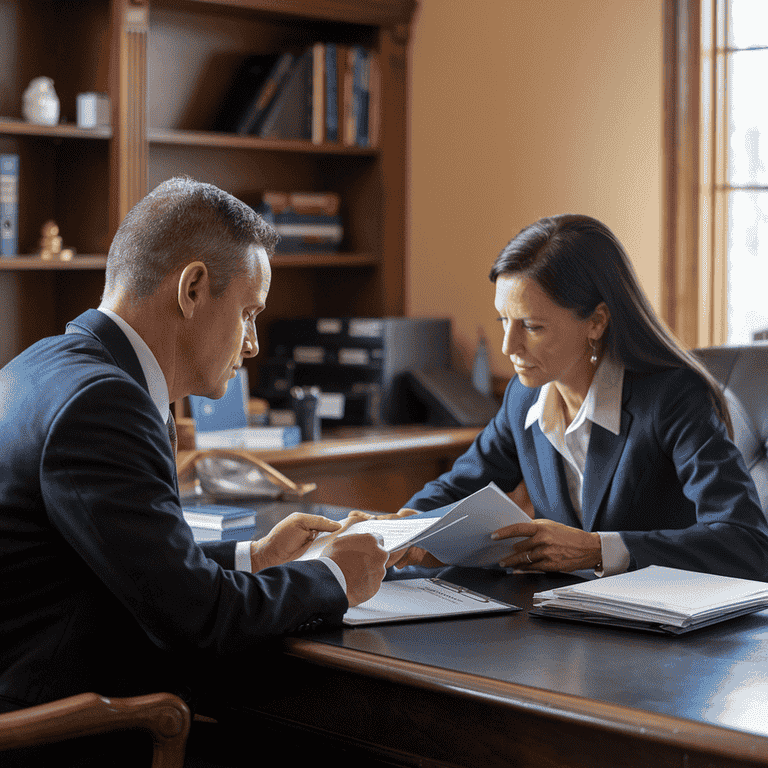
[405,366,768,580]
[0,310,347,712]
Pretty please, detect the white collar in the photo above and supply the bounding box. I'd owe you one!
[524,355,624,436]
[97,308,170,423]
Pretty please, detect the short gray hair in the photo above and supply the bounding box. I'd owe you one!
[104,176,278,299]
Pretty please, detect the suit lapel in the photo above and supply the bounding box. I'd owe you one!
[581,375,634,531]
[528,424,582,527]
[66,309,149,392]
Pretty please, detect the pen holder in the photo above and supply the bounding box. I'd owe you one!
[290,386,321,442]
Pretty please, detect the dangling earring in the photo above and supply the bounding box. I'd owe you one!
[589,339,599,365]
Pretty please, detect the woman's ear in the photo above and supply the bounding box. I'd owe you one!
[177,261,209,320]
[590,301,611,340]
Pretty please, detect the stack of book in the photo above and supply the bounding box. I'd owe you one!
[209,43,378,147]
[188,369,301,450]
[182,504,256,542]
[259,190,343,255]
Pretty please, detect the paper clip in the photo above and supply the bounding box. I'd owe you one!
[429,578,490,602]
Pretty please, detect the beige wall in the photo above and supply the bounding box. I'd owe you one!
[407,0,663,378]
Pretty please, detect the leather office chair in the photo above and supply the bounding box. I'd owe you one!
[694,344,768,515]
[0,691,190,767]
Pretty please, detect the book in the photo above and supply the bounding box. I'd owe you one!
[311,42,326,144]
[1,154,19,257]
[259,191,343,253]
[210,53,281,133]
[344,577,520,626]
[530,565,768,634]
[262,190,340,216]
[272,214,343,253]
[367,50,381,147]
[355,47,370,147]
[182,504,256,530]
[188,369,249,432]
[340,47,374,147]
[341,46,359,146]
[298,482,532,567]
[324,43,339,142]
[257,49,312,140]
[190,525,257,542]
[194,425,302,450]
[236,52,295,135]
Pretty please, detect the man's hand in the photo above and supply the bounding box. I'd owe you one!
[491,519,601,572]
[388,546,445,569]
[250,513,342,572]
[323,533,388,607]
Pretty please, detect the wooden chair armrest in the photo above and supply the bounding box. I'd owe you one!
[0,692,190,768]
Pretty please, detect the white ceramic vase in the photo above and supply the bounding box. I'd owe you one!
[22,77,60,126]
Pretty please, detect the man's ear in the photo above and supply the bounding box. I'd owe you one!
[177,261,209,320]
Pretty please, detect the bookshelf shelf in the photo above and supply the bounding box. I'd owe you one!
[148,127,378,155]
[0,118,112,141]
[0,257,108,271]
[271,252,378,268]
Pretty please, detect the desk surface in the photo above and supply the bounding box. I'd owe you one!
[280,566,768,766]
[197,501,768,766]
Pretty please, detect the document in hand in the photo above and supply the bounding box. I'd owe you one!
[531,565,768,634]
[298,482,532,567]
[344,578,520,625]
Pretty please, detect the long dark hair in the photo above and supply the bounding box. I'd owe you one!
[489,214,732,436]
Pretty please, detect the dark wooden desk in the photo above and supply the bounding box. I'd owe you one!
[177,425,480,511]
[244,564,768,767]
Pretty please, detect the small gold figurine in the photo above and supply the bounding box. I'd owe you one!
[39,220,75,261]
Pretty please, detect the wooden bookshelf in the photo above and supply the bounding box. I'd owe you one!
[0,0,416,374]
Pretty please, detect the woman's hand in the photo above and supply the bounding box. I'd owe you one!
[492,519,602,572]
[250,513,342,571]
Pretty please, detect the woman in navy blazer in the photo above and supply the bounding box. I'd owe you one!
[400,215,768,580]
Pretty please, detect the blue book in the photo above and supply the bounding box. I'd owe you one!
[325,43,339,142]
[182,503,256,530]
[189,368,249,432]
[190,525,258,542]
[0,154,19,257]
[355,48,370,147]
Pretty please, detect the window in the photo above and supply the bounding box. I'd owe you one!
[664,0,767,347]
[701,0,768,344]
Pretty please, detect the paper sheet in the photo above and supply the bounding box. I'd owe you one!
[343,577,520,625]
[299,482,532,568]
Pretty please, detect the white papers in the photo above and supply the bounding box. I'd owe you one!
[532,565,768,632]
[343,577,519,625]
[298,482,532,568]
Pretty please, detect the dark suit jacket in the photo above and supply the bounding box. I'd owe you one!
[0,310,347,713]
[405,366,768,580]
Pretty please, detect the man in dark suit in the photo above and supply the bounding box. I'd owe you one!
[0,178,387,738]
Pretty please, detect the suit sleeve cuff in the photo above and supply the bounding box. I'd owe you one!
[596,532,631,577]
[235,541,252,572]
[318,556,347,595]
[234,543,347,595]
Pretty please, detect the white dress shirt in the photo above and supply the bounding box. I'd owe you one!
[97,308,346,591]
[524,355,631,576]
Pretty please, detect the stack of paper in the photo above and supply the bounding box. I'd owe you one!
[297,482,532,568]
[531,565,768,634]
